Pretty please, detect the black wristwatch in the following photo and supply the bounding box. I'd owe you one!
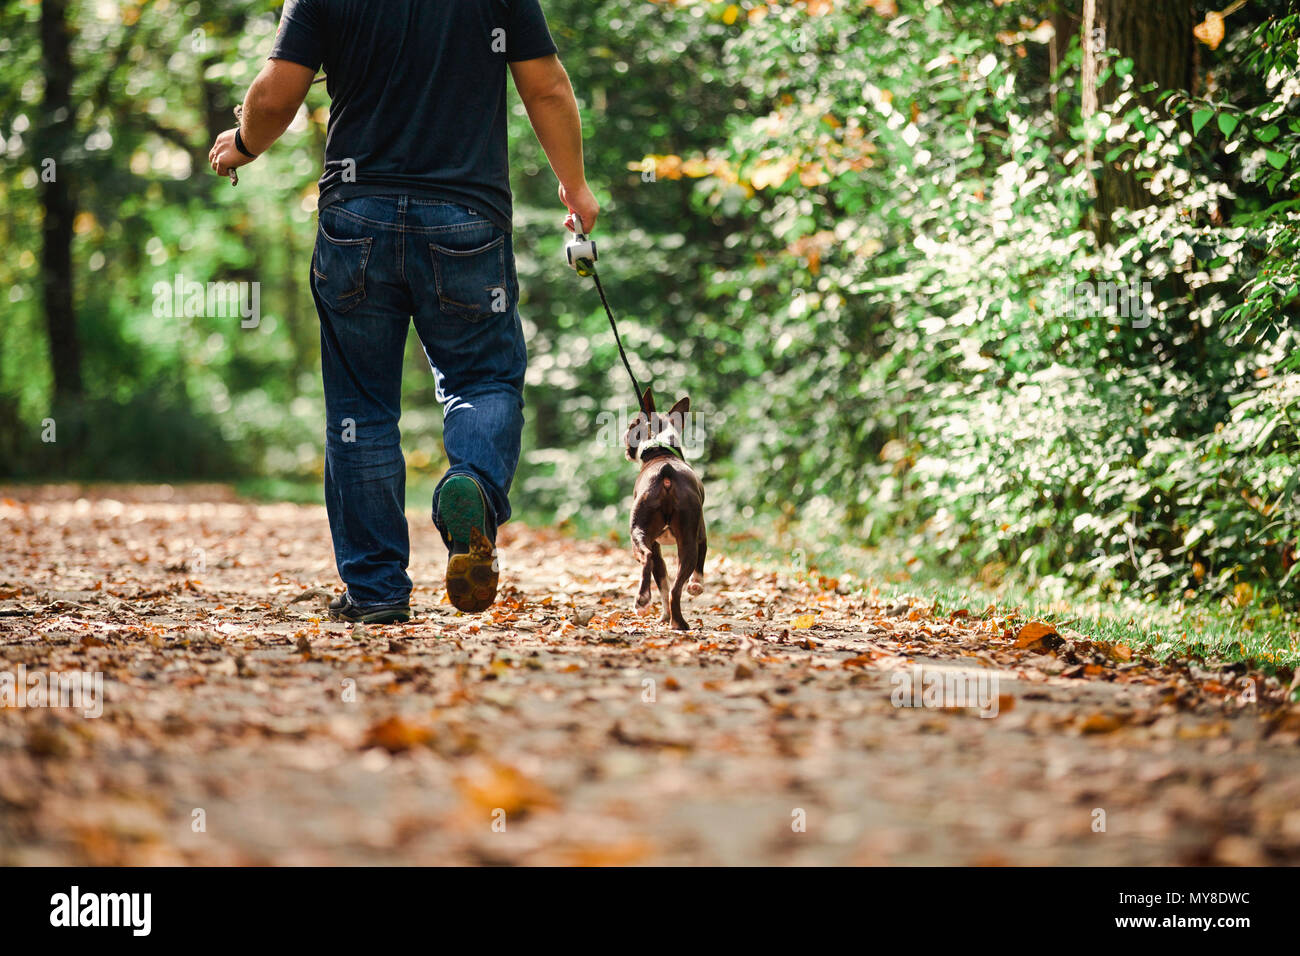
[234,128,257,158]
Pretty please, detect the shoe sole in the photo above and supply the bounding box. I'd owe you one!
[328,606,411,625]
[440,477,498,613]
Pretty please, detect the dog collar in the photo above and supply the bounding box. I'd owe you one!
[637,435,685,462]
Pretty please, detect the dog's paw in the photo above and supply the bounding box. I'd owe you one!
[686,581,703,597]
[635,590,653,608]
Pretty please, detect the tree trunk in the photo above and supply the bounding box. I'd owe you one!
[1081,0,1194,243]
[39,0,83,402]
[1049,1,1080,136]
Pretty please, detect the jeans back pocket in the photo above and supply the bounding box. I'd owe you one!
[313,218,373,313]
[428,234,508,321]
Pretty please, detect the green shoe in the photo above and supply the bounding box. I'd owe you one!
[439,475,498,613]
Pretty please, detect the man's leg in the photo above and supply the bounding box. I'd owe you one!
[407,201,527,609]
[312,200,414,613]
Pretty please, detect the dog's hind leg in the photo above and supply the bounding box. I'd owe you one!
[631,522,656,611]
[635,555,655,611]
[649,543,671,623]
[688,525,706,596]
[668,526,698,630]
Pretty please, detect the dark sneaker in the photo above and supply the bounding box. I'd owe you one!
[439,475,499,613]
[328,593,411,624]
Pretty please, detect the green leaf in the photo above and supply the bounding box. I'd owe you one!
[1265,150,1288,170]
[1257,124,1281,143]
[1192,109,1214,136]
[1217,113,1239,138]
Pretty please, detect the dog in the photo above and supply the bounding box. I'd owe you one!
[624,390,707,630]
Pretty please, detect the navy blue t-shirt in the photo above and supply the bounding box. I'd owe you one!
[270,0,557,232]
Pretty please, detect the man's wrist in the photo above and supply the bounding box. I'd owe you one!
[234,127,258,159]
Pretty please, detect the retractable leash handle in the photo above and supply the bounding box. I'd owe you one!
[564,213,598,276]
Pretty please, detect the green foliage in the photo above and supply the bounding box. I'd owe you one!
[648,0,1299,621]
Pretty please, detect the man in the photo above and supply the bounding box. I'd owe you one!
[208,0,598,623]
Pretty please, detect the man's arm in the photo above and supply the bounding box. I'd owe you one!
[509,54,599,231]
[208,59,317,178]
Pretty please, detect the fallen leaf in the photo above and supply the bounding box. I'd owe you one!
[456,762,556,817]
[561,838,655,867]
[363,715,434,753]
[1079,713,1124,734]
[1014,621,1062,651]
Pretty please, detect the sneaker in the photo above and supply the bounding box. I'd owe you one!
[328,593,411,624]
[439,475,499,613]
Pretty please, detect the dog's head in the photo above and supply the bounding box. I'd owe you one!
[625,389,690,463]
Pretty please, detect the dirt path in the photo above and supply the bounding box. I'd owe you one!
[1,485,1298,865]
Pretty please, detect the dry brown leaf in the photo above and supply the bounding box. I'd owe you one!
[363,715,434,753]
[456,762,556,817]
[1079,713,1123,734]
[1194,11,1225,50]
[561,838,655,867]
[842,654,879,668]
[1013,621,1060,650]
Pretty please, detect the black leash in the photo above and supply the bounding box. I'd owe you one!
[565,215,651,418]
[591,269,650,418]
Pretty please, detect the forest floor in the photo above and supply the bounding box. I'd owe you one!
[2,484,1299,865]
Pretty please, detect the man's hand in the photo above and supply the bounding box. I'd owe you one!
[208,59,316,182]
[208,128,257,180]
[560,181,599,233]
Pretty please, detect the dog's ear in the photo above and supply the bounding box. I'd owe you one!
[668,396,690,420]
[625,408,647,437]
[640,388,655,414]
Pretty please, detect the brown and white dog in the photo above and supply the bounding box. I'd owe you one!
[625,390,707,630]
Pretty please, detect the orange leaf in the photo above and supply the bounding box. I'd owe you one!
[1079,713,1123,734]
[1013,621,1058,648]
[1193,11,1225,50]
[842,654,878,668]
[363,715,434,753]
[456,763,555,817]
[562,839,655,867]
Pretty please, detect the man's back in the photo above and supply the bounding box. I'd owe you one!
[271,0,557,232]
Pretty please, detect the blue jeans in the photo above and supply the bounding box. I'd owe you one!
[311,195,527,607]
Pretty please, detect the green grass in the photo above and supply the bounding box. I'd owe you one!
[233,477,325,504]
[722,521,1300,676]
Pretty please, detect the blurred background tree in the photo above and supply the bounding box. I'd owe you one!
[1,0,1297,609]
